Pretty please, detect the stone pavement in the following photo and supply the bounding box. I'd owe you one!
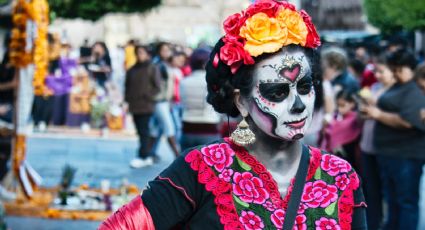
[4,132,425,229]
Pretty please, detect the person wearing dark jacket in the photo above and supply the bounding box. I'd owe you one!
[125,45,161,168]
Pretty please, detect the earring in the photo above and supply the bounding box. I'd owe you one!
[230,117,256,147]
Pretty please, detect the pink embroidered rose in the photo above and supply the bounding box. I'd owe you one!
[298,203,308,214]
[219,169,234,182]
[262,201,277,211]
[233,172,270,204]
[321,154,352,176]
[294,214,307,230]
[302,180,338,208]
[335,174,350,191]
[271,209,285,229]
[201,143,235,172]
[239,211,264,230]
[315,217,341,230]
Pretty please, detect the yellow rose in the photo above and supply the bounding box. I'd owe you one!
[276,9,308,46]
[239,12,288,57]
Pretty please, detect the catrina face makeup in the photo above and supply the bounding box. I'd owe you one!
[248,50,315,141]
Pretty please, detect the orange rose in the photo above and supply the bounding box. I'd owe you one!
[239,12,287,57]
[276,9,308,46]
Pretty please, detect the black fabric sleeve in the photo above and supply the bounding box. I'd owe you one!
[400,84,425,132]
[141,149,203,229]
[351,185,368,230]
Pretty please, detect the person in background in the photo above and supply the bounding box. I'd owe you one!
[179,48,221,150]
[415,63,425,93]
[125,45,161,168]
[348,58,365,84]
[169,52,186,143]
[319,90,362,168]
[149,42,180,160]
[358,54,395,230]
[322,47,360,94]
[361,49,425,230]
[89,41,112,88]
[124,39,137,71]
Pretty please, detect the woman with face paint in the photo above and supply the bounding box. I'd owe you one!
[100,1,367,229]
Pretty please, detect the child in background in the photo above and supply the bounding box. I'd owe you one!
[319,90,362,167]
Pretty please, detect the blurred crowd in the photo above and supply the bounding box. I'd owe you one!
[1,31,425,229]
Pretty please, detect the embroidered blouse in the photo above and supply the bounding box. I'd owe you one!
[102,138,367,229]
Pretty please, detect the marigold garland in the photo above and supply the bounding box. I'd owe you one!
[32,0,50,96]
[9,0,50,96]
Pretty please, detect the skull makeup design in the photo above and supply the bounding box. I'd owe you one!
[248,50,315,141]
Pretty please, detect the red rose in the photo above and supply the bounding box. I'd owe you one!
[201,143,235,172]
[270,209,285,229]
[220,37,255,74]
[349,172,360,190]
[321,154,352,176]
[262,201,277,211]
[185,150,202,170]
[233,172,270,204]
[335,174,350,191]
[315,217,341,230]
[301,180,338,208]
[294,214,307,230]
[300,10,321,48]
[245,0,294,18]
[223,12,245,38]
[239,211,265,230]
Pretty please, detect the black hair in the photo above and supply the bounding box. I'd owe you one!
[190,48,210,71]
[156,42,170,56]
[349,59,365,77]
[414,63,425,81]
[387,48,417,70]
[206,38,320,117]
[134,45,150,56]
[336,90,356,103]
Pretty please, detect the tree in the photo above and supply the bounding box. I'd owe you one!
[364,0,425,33]
[48,0,161,21]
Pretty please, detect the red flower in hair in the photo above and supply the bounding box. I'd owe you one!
[220,37,254,74]
[245,0,294,17]
[223,13,246,38]
[300,10,321,48]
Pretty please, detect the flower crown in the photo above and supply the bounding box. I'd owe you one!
[214,0,321,74]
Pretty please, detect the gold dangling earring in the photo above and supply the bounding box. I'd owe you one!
[230,116,256,147]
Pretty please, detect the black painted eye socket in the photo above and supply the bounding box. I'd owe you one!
[297,76,313,95]
[259,83,290,102]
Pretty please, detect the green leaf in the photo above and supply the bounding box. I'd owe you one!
[325,201,337,216]
[314,169,321,180]
[236,157,252,171]
[233,195,250,208]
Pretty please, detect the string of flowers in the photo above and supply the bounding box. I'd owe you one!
[32,0,50,96]
[9,0,33,67]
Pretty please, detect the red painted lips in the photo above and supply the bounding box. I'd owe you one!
[284,117,307,129]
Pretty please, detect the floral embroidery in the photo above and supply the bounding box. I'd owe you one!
[301,180,338,208]
[201,143,235,172]
[219,169,234,182]
[239,211,265,230]
[315,217,341,230]
[184,140,363,230]
[233,172,270,204]
[294,214,307,230]
[335,174,350,191]
[263,201,277,212]
[270,209,285,229]
[321,154,352,176]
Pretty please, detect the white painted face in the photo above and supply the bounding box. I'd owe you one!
[248,50,315,141]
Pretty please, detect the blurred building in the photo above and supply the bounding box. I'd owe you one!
[49,0,250,48]
[302,0,365,30]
